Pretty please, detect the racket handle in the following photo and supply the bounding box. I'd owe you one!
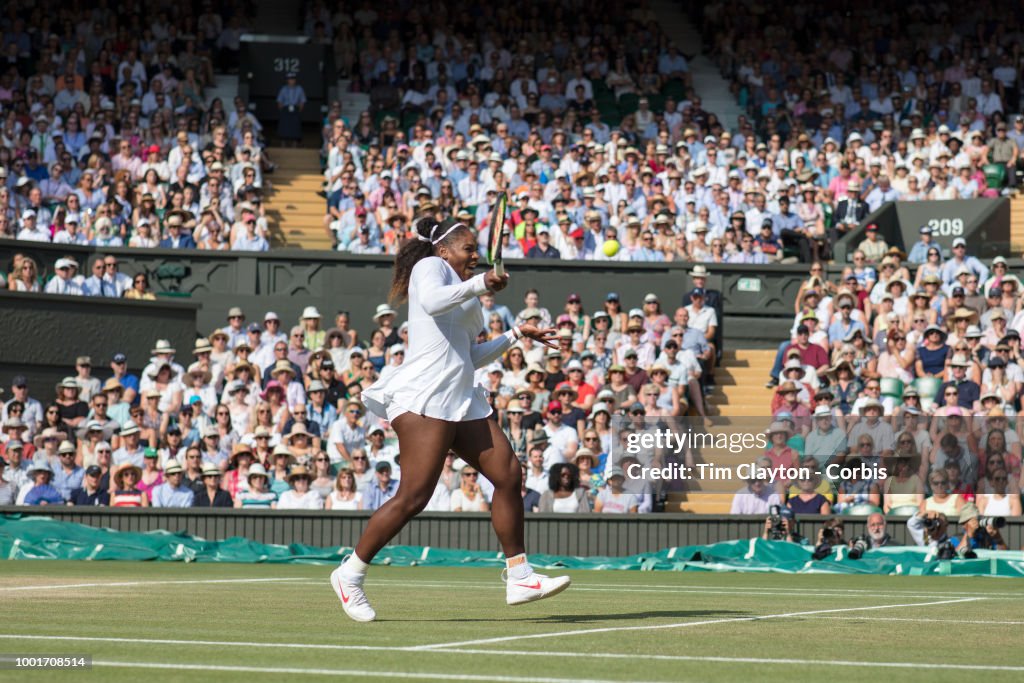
[494,262,505,277]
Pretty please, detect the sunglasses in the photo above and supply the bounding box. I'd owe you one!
[462,472,479,477]
[351,456,368,461]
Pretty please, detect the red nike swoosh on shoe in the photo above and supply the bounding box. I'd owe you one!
[515,581,541,590]
[335,577,350,603]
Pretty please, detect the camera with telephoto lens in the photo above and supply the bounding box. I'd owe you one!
[767,505,787,540]
[979,516,1006,530]
[923,516,942,531]
[848,534,871,560]
[936,540,957,560]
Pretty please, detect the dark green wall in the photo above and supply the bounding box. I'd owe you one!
[835,198,1009,262]
[0,242,814,343]
[0,291,199,391]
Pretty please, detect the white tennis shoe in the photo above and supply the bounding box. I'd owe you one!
[330,566,376,622]
[504,569,572,606]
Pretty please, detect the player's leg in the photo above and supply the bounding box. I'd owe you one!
[332,413,454,621]
[452,418,570,606]
[452,417,524,556]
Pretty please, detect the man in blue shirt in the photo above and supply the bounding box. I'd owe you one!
[773,196,813,262]
[906,225,935,264]
[52,441,84,501]
[631,230,665,261]
[827,296,867,350]
[362,461,399,511]
[151,460,196,508]
[22,461,65,505]
[940,238,989,285]
[957,504,1008,554]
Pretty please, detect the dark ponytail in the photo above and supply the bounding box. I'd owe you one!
[389,216,470,303]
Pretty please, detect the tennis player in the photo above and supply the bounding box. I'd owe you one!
[331,216,571,622]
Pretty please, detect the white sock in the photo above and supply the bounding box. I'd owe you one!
[506,553,532,581]
[342,553,370,577]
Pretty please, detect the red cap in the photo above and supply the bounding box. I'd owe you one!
[355,207,368,217]
[866,223,878,231]
[547,400,563,413]
[147,145,161,154]
[570,228,584,239]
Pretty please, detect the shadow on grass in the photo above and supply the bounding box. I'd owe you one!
[383,609,745,623]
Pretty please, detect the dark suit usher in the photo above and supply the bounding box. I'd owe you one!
[829,198,868,252]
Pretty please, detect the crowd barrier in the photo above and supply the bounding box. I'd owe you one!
[2,509,1021,556]
[2,515,1021,576]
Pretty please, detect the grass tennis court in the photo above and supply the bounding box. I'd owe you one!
[2,560,1023,683]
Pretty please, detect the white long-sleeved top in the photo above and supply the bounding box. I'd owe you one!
[362,257,514,421]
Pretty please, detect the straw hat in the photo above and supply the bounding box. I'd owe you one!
[229,443,254,466]
[186,362,212,384]
[113,462,143,489]
[286,424,311,442]
[247,463,269,481]
[286,465,312,483]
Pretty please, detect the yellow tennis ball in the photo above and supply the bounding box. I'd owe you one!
[602,239,620,257]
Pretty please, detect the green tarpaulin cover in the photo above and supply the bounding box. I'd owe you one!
[2,515,1023,577]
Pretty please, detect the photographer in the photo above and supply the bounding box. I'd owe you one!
[907,510,955,552]
[956,503,1008,555]
[812,517,844,560]
[847,513,893,559]
[761,505,801,543]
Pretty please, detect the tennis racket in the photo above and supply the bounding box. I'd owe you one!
[487,191,508,277]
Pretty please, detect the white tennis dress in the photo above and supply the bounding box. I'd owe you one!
[362,257,516,422]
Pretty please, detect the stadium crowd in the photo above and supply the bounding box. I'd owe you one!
[748,238,1022,549]
[317,0,1019,263]
[0,0,276,255]
[0,278,721,514]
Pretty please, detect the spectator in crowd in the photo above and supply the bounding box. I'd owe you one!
[151,460,195,508]
[538,463,591,513]
[68,466,110,507]
[362,461,398,511]
[192,464,233,508]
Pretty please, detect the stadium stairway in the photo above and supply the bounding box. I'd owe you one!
[651,0,744,132]
[263,148,333,249]
[1011,194,1024,254]
[667,348,776,513]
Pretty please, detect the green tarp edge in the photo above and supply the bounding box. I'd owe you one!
[3,515,1024,577]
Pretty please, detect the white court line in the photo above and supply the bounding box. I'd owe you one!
[411,597,983,650]
[9,634,1024,674]
[91,660,642,683]
[347,578,1024,599]
[0,634,397,652]
[426,649,1024,673]
[802,615,1024,626]
[0,578,306,592]
[313,580,993,600]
